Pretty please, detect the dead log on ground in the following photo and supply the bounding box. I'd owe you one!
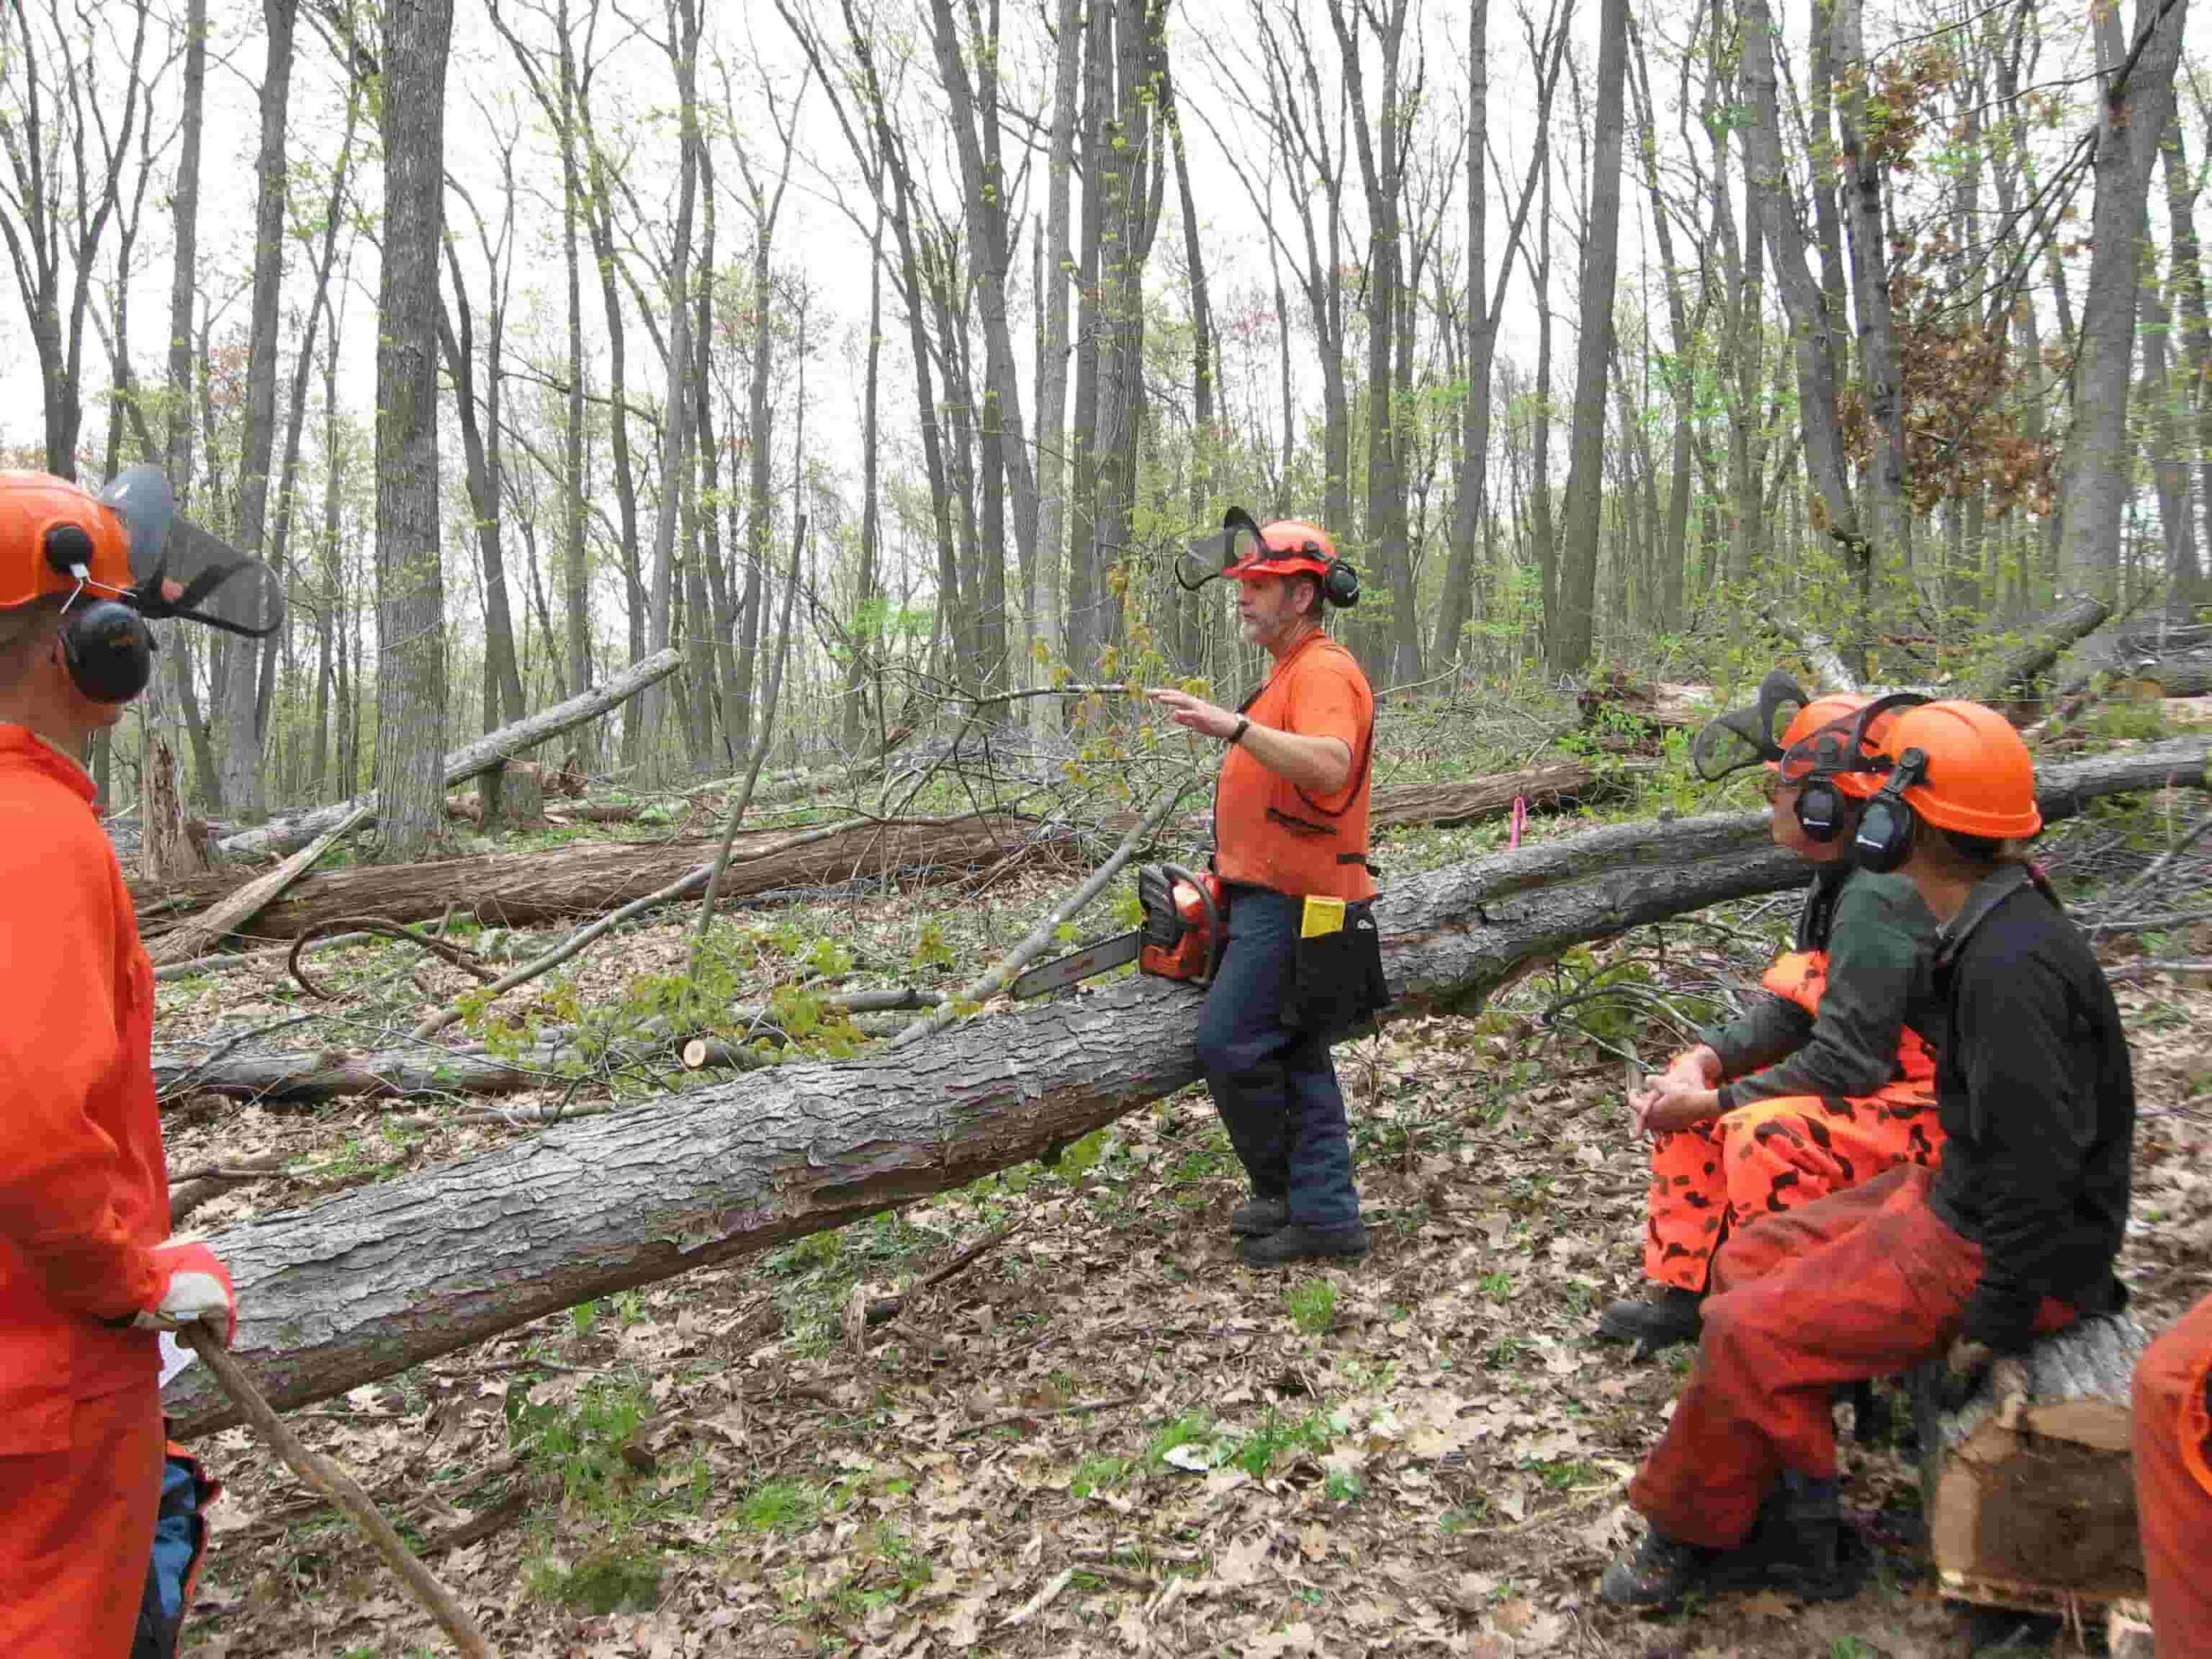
[159,737,2211,1435]
[2112,654,2212,701]
[1964,594,2112,705]
[1913,1313,2149,1616]
[216,648,683,861]
[155,988,947,1103]
[147,804,376,967]
[1370,762,1644,829]
[1575,671,1714,747]
[135,815,1046,943]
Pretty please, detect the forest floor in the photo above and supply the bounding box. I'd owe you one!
[158,702,2212,1659]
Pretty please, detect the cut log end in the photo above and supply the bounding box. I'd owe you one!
[1915,1313,2149,1614]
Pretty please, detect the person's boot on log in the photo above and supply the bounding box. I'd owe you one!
[1600,698,2137,1612]
[1599,677,1945,1357]
[1145,512,1384,1268]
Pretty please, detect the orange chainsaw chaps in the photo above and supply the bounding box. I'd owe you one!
[2134,1293,2212,1654]
[1642,1085,1944,1294]
[0,1376,164,1658]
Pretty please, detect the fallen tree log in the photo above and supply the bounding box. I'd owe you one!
[216,648,683,861]
[136,815,1045,943]
[1913,1313,2149,1615]
[1575,671,1714,745]
[1965,594,2111,703]
[154,989,948,1103]
[2113,655,2212,701]
[161,738,2212,1434]
[1369,761,1643,829]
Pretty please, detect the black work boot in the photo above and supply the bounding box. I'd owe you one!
[1708,1473,1866,1602]
[1597,1528,1715,1609]
[1237,1222,1370,1267]
[1595,1285,1705,1352]
[1229,1194,1291,1237]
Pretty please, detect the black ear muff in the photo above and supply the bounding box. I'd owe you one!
[1850,747,1927,874]
[60,599,153,703]
[1793,778,1847,842]
[1322,557,1360,607]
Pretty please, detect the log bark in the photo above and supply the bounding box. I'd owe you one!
[138,816,1043,944]
[1967,594,2113,703]
[160,738,2212,1435]
[1369,763,1643,830]
[215,648,683,861]
[1914,1313,2150,1613]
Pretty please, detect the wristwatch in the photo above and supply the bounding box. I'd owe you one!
[1230,716,1251,747]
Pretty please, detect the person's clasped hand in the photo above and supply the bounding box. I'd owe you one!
[1942,1335,2031,1417]
[136,1239,238,1347]
[1630,1046,1722,1137]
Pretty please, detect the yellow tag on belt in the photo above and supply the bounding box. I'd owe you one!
[1300,895,1346,938]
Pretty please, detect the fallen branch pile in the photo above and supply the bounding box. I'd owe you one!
[160,737,2210,1435]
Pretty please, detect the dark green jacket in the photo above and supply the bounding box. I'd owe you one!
[1700,865,1941,1112]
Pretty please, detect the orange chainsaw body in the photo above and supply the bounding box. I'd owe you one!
[1137,866,1223,983]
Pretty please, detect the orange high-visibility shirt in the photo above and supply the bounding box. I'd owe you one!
[1212,630,1376,900]
[0,725,165,1454]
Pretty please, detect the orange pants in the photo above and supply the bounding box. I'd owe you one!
[2134,1293,2212,1655]
[1643,1086,1943,1293]
[1630,1165,2069,1549]
[0,1377,163,1658]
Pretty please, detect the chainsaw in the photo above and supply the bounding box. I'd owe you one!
[1011,863,1224,999]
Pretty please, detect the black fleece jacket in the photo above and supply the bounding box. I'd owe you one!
[1926,867,2135,1353]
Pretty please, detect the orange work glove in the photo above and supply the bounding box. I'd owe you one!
[135,1241,237,1346]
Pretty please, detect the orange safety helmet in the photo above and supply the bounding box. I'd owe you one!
[1184,507,1361,607]
[0,471,137,609]
[0,467,284,702]
[1775,693,1910,801]
[1868,700,2042,841]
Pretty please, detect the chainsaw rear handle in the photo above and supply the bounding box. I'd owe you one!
[1159,862,1223,987]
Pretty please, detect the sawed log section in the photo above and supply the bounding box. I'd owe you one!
[1914,1313,2150,1614]
[162,737,2212,1436]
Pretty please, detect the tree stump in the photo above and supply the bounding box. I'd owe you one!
[1913,1313,2148,1616]
[139,734,212,883]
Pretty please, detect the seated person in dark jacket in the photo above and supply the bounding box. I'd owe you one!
[1600,697,2135,1610]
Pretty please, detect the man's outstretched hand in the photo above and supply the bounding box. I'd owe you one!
[1147,688,1240,741]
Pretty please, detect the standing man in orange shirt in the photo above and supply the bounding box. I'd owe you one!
[1150,512,1384,1266]
[0,471,250,1656]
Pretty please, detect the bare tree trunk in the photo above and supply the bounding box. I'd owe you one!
[373,0,454,865]
[1549,0,1628,676]
[2164,117,2212,609]
[1737,0,1866,661]
[1163,60,1214,676]
[1034,0,1082,683]
[1834,0,1908,574]
[2056,0,2190,600]
[219,0,299,818]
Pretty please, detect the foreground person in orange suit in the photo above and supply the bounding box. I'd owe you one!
[2134,1293,2212,1652]
[1597,679,1942,1353]
[1599,698,2135,1610]
[0,471,250,1656]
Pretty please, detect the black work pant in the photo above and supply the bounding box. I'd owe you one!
[1194,887,1361,1230]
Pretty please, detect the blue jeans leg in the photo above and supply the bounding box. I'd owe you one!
[1195,890,1361,1230]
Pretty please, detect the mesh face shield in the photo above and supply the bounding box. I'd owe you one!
[1689,669,1812,782]
[100,466,285,638]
